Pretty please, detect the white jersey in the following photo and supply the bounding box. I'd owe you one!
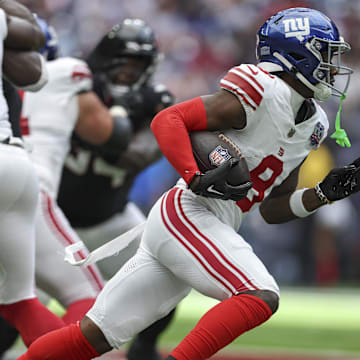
[0,9,11,139]
[178,63,329,231]
[22,57,92,197]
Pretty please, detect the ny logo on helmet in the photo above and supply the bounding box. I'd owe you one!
[283,18,310,41]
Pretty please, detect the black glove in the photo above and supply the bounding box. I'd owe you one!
[189,158,253,201]
[318,163,360,202]
[113,84,174,127]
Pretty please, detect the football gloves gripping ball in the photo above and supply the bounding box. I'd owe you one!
[189,158,253,201]
[317,157,360,203]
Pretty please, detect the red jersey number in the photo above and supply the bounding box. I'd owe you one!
[237,155,283,212]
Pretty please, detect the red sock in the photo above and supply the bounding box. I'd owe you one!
[0,298,65,347]
[62,298,95,325]
[170,295,272,360]
[17,322,99,360]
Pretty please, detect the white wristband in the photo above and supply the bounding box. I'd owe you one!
[289,189,316,218]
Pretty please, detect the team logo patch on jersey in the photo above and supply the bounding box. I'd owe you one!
[209,145,231,167]
[310,122,325,148]
[283,17,310,41]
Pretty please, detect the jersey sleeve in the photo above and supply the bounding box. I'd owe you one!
[48,57,93,96]
[220,64,267,118]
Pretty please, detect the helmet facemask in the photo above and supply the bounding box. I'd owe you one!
[104,55,159,99]
[306,36,353,101]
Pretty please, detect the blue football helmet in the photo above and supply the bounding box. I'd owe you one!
[256,7,352,101]
[35,16,59,61]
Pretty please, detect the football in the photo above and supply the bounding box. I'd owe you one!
[189,131,251,186]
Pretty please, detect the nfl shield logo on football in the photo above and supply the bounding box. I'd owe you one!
[310,121,325,148]
[209,145,231,167]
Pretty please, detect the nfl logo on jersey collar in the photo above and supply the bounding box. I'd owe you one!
[310,121,324,148]
[209,145,231,167]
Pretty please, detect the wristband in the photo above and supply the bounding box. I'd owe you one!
[289,188,316,218]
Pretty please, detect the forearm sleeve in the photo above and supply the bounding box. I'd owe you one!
[150,97,207,184]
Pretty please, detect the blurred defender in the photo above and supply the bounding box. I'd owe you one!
[57,18,176,359]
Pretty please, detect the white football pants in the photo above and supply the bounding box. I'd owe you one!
[87,186,279,348]
[0,144,38,303]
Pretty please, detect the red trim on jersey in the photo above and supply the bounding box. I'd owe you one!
[71,71,92,82]
[151,97,207,184]
[43,192,103,292]
[235,67,264,91]
[18,90,30,135]
[162,188,258,293]
[224,71,262,106]
[221,83,256,111]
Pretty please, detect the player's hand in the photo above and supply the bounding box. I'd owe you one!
[189,158,253,201]
[112,85,174,123]
[139,84,174,117]
[317,161,360,202]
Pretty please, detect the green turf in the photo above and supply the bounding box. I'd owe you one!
[45,287,360,356]
[156,288,360,355]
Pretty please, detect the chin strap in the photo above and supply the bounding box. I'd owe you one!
[330,94,351,148]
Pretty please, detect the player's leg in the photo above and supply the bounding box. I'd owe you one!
[19,247,191,360]
[35,190,104,324]
[0,146,65,346]
[76,202,177,360]
[148,187,280,360]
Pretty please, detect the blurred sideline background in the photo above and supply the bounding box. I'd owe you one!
[9,0,360,359]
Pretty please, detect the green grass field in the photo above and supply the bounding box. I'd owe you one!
[7,287,360,359]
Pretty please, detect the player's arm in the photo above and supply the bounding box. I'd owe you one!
[75,91,131,152]
[0,0,38,24]
[4,14,45,50]
[0,0,45,51]
[116,126,161,173]
[3,49,47,89]
[260,155,360,224]
[259,163,324,224]
[151,89,246,184]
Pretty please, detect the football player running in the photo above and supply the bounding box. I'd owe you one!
[0,0,67,349]
[57,18,176,360]
[18,7,360,360]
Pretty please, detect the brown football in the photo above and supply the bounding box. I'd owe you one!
[189,131,251,186]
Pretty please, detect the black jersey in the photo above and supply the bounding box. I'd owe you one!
[57,145,135,227]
